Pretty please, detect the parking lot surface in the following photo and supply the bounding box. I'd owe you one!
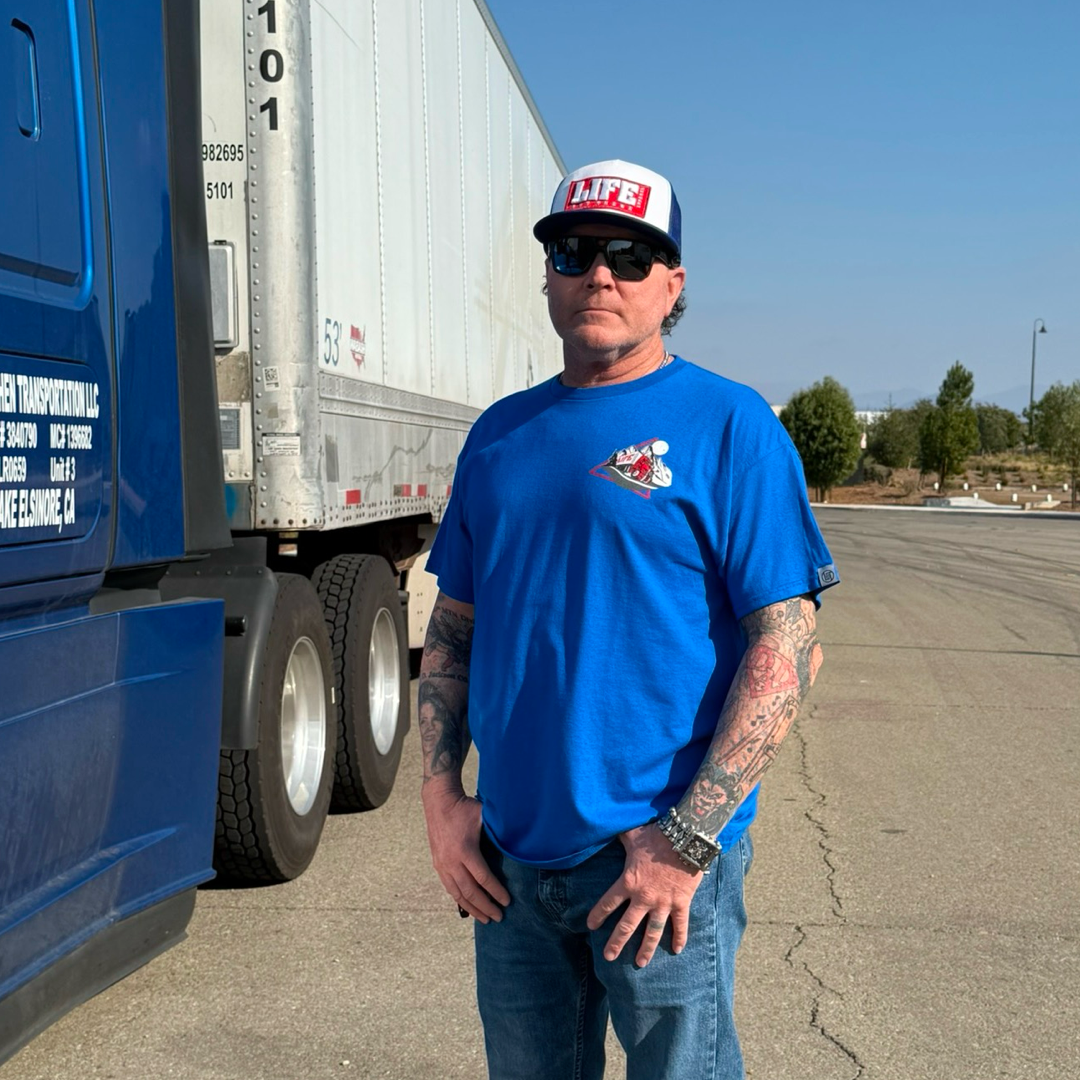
[6,508,1079,1079]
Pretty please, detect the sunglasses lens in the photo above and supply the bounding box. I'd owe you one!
[547,237,663,280]
[605,240,650,282]
[547,238,579,275]
[549,237,599,275]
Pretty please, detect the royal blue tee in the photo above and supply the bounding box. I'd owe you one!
[428,357,838,868]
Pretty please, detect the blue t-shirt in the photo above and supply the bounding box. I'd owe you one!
[427,357,838,868]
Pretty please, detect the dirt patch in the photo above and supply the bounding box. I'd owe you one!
[826,463,1079,511]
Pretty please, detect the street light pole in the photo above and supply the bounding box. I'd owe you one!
[1029,318,1047,446]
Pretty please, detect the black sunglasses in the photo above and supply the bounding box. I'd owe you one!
[545,235,677,282]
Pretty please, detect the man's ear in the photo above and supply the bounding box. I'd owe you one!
[668,266,687,305]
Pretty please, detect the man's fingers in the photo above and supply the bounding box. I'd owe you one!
[634,912,670,968]
[586,883,627,931]
[670,906,690,955]
[426,800,510,924]
[454,881,503,924]
[602,903,649,962]
[466,853,512,908]
[445,869,503,923]
[444,853,509,924]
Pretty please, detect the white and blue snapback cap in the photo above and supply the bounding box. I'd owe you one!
[533,159,682,261]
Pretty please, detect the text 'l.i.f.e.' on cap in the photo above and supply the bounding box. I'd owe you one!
[532,159,682,261]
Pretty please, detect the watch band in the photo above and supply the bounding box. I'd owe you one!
[656,806,721,871]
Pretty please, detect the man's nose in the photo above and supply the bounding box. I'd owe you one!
[582,251,615,286]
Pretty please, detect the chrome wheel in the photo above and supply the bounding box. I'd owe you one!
[280,636,327,815]
[368,606,401,755]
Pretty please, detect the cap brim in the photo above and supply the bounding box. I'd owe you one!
[533,211,679,259]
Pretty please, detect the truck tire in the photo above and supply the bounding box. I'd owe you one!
[214,573,334,883]
[312,554,409,811]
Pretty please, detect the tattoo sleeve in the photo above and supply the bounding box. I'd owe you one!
[675,596,824,838]
[418,594,475,790]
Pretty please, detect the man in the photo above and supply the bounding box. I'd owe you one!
[420,159,838,1079]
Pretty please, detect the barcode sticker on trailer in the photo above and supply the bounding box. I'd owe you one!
[219,408,241,451]
[262,434,300,456]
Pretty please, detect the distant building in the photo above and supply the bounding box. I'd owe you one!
[771,405,886,427]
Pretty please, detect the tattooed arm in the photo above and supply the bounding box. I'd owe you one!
[588,594,822,967]
[418,592,475,790]
[419,591,509,922]
[676,595,823,837]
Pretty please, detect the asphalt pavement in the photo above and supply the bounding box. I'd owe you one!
[5,508,1079,1079]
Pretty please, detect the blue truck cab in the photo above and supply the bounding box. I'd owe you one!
[0,0,233,1060]
[0,0,440,1059]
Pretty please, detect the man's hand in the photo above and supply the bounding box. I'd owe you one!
[586,824,702,967]
[422,784,510,924]
[419,593,508,921]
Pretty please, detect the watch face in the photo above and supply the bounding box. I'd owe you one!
[684,836,716,867]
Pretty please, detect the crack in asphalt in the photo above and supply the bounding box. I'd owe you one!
[782,925,835,996]
[811,1000,866,1080]
[794,714,844,922]
[786,712,867,1077]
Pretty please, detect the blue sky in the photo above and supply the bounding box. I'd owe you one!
[486,0,1079,410]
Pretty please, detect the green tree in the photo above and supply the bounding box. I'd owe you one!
[937,361,974,408]
[975,403,1023,455]
[866,399,933,469]
[780,376,861,501]
[918,363,979,487]
[1034,381,1080,508]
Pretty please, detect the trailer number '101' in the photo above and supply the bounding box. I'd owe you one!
[258,0,283,131]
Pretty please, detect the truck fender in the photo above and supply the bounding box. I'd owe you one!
[160,536,278,749]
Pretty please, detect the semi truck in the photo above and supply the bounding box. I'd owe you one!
[0,0,562,1062]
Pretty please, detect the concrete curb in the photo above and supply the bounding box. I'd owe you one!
[811,502,1080,519]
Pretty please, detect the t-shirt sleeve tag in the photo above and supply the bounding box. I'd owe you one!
[816,564,839,587]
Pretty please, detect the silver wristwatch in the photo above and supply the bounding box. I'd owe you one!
[656,807,721,871]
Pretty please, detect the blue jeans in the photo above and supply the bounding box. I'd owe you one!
[474,830,753,1080]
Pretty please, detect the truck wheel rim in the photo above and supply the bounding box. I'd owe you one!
[280,636,327,816]
[369,607,401,756]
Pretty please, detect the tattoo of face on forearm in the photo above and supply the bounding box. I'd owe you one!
[418,680,468,778]
[418,602,475,779]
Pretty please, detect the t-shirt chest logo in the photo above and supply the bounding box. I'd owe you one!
[589,438,672,498]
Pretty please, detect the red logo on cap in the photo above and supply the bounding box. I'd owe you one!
[564,176,651,219]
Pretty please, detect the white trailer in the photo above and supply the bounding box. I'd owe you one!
[201,0,563,532]
[186,0,563,875]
